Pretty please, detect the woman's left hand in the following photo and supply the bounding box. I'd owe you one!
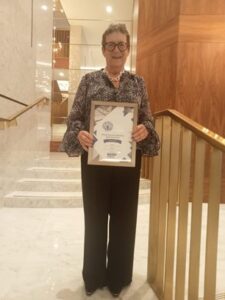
[132,124,149,142]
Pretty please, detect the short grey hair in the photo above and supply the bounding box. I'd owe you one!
[102,24,130,48]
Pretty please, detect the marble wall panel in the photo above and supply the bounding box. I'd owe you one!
[0,98,27,119]
[0,0,52,206]
[0,0,35,103]
[34,0,53,99]
[0,104,51,206]
[69,25,82,45]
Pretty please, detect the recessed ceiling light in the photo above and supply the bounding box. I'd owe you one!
[59,72,65,77]
[41,5,48,11]
[38,43,43,47]
[106,5,112,14]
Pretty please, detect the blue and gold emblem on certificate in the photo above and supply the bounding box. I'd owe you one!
[102,121,113,131]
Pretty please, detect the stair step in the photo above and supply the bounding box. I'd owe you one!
[4,191,83,208]
[25,167,81,179]
[17,178,82,191]
[4,189,150,208]
[5,150,151,208]
[16,178,150,192]
[34,156,81,168]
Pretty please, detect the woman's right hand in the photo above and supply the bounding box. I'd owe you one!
[77,130,94,152]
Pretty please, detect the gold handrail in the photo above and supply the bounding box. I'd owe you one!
[154,109,225,151]
[0,96,49,129]
[0,93,28,106]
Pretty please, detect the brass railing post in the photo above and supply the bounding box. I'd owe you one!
[154,116,172,298]
[164,121,182,300]
[204,148,222,300]
[148,117,163,284]
[175,128,192,300]
[188,137,206,299]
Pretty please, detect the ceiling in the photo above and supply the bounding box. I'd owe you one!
[60,0,134,21]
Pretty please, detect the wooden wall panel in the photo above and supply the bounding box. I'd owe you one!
[137,0,180,114]
[179,15,225,43]
[137,18,179,56]
[137,0,225,137]
[138,0,180,36]
[137,45,178,113]
[181,0,225,14]
[176,43,225,137]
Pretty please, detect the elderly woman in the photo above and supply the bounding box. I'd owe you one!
[62,24,160,297]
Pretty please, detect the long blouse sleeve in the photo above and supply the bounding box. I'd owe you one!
[60,76,87,156]
[137,77,160,156]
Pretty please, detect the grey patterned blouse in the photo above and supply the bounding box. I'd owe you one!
[61,69,160,157]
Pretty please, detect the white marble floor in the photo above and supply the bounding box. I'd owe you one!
[1,153,224,300]
[0,205,158,300]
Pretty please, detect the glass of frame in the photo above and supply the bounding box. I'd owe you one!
[88,100,138,167]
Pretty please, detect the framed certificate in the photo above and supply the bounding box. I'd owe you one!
[88,100,138,167]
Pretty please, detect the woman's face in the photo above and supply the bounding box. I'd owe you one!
[102,32,129,71]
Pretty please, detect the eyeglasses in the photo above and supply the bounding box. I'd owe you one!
[104,42,128,52]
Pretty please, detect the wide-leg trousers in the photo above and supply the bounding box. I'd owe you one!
[81,151,142,292]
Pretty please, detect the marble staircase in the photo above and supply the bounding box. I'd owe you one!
[4,153,151,208]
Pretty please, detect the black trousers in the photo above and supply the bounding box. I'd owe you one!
[81,151,142,292]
